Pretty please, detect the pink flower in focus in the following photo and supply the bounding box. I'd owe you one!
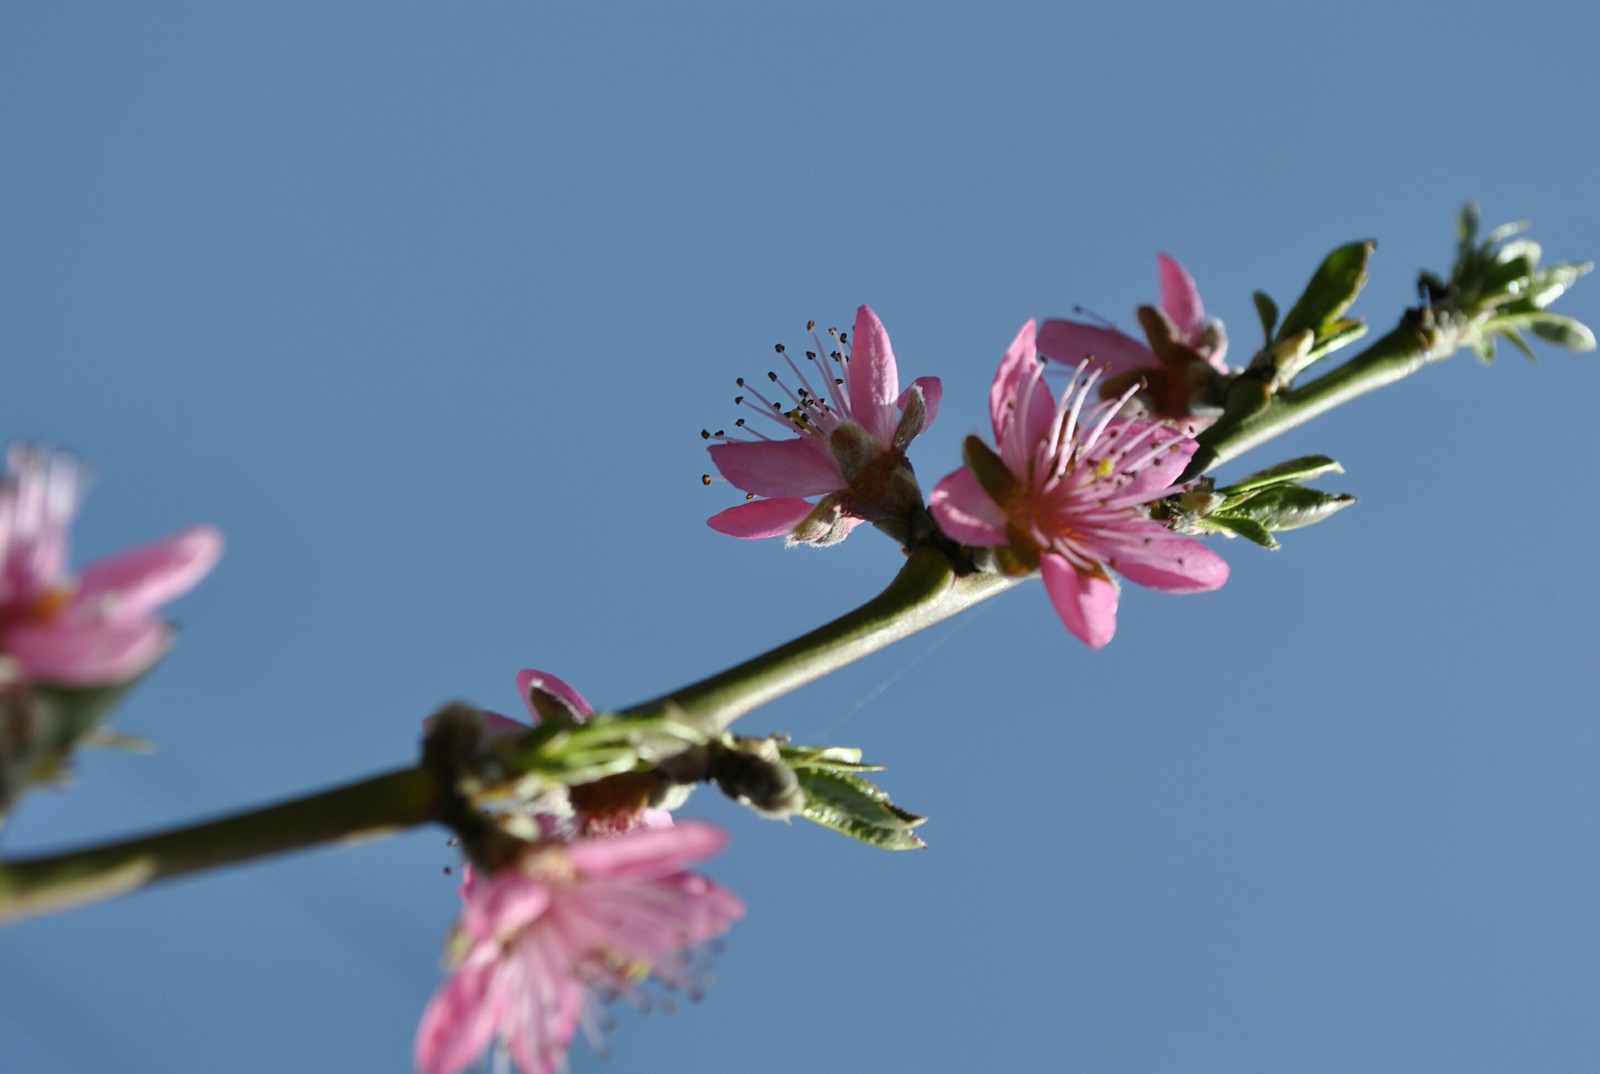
[0,446,222,685]
[930,322,1228,648]
[1036,254,1228,421]
[414,821,744,1074]
[703,305,941,545]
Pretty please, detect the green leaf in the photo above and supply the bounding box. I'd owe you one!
[1228,484,1357,532]
[1495,238,1542,267]
[1499,326,1539,361]
[795,768,927,851]
[1457,201,1481,248]
[31,680,142,749]
[778,742,879,772]
[1253,291,1279,345]
[1208,514,1279,548]
[1521,261,1590,308]
[1221,455,1344,495]
[1275,240,1375,346]
[1526,313,1597,352]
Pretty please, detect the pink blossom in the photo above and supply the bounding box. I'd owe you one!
[929,322,1228,648]
[703,305,941,545]
[1036,254,1228,421]
[0,446,222,685]
[414,821,744,1074]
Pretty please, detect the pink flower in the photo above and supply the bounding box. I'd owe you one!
[703,305,941,545]
[929,322,1228,648]
[0,446,222,685]
[414,821,744,1074]
[1036,254,1228,421]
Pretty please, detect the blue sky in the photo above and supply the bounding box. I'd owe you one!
[2,4,1596,1073]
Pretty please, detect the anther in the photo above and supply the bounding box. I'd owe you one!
[700,429,711,440]
[767,371,778,382]
[701,474,712,485]
[806,319,815,330]
[774,343,785,354]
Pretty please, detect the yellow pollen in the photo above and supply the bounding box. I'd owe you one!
[29,586,73,622]
[1095,458,1115,479]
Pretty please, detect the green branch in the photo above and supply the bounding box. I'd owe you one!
[0,765,441,925]
[618,547,1019,733]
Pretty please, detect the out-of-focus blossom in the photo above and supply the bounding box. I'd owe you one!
[1037,254,1228,421]
[414,821,744,1074]
[930,322,1228,648]
[703,305,941,545]
[0,446,221,686]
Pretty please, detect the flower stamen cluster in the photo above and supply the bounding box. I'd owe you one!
[932,321,1228,647]
[701,306,940,546]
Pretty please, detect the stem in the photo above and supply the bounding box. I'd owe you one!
[619,547,1020,733]
[1186,312,1459,479]
[0,765,441,925]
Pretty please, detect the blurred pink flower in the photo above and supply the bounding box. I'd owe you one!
[1036,254,1228,420]
[704,305,940,545]
[0,446,222,685]
[930,322,1228,648]
[414,821,744,1074]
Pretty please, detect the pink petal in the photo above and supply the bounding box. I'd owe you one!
[650,872,747,941]
[1157,252,1207,342]
[846,305,900,445]
[480,710,530,736]
[75,524,223,619]
[928,469,1008,547]
[900,375,942,431]
[707,439,840,498]
[1040,556,1119,649]
[990,320,1054,449]
[515,668,593,723]
[1036,320,1157,379]
[1097,425,1197,507]
[414,957,506,1074]
[460,870,554,939]
[1095,521,1229,594]
[3,618,170,685]
[566,820,728,881]
[707,497,814,539]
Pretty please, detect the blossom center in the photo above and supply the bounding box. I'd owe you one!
[26,585,73,624]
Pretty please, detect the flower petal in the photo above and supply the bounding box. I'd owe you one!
[1096,424,1197,507]
[928,469,1008,547]
[515,668,593,723]
[1040,556,1119,649]
[990,320,1054,449]
[706,497,814,539]
[1096,521,1230,594]
[1157,252,1207,342]
[1036,320,1157,379]
[414,955,508,1074]
[846,305,900,445]
[565,819,728,881]
[75,524,223,619]
[4,618,170,685]
[707,439,840,498]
